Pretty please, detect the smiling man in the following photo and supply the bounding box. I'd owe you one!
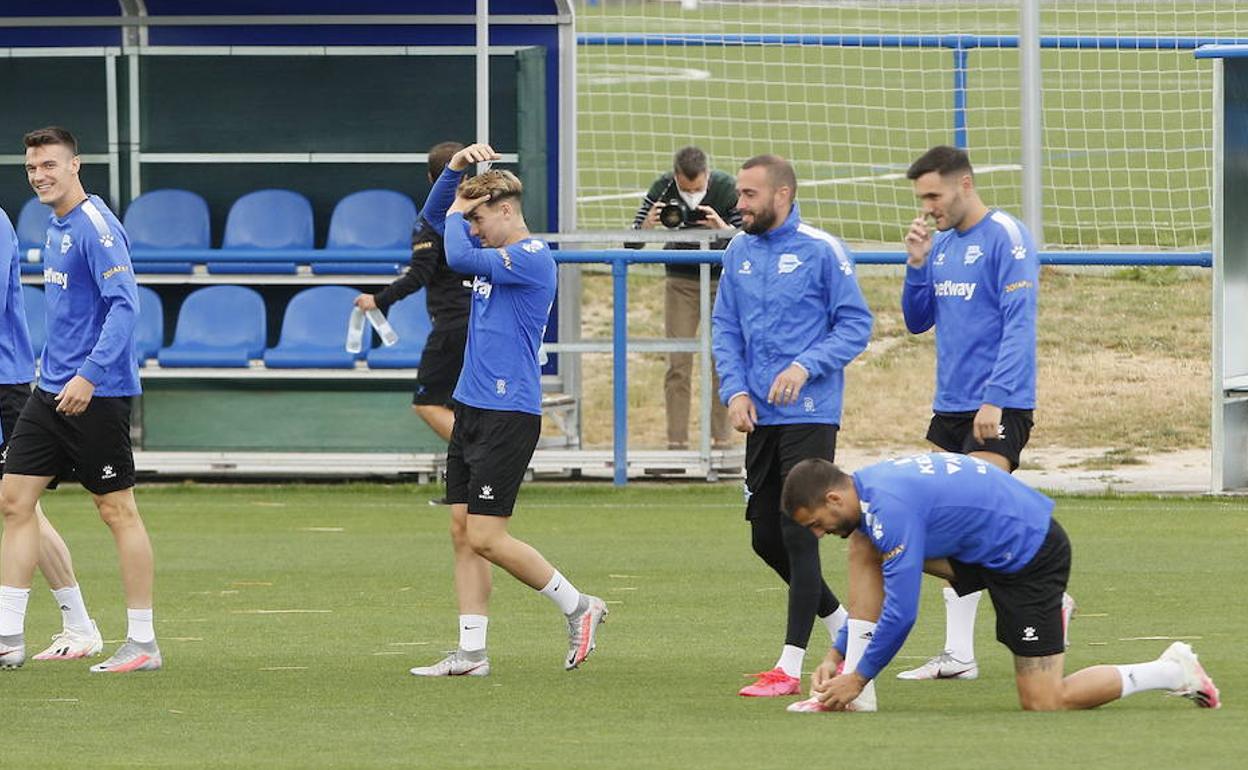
[779,454,1220,714]
[0,126,157,673]
[711,154,872,697]
[407,144,606,678]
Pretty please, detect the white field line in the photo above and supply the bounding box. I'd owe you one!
[300,527,345,532]
[233,609,333,615]
[577,164,1022,204]
[260,666,308,671]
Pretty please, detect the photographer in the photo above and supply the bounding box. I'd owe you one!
[628,146,741,450]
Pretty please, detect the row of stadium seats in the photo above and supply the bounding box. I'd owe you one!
[15,188,418,275]
[22,285,432,370]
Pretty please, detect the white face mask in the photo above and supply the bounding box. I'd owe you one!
[678,188,707,209]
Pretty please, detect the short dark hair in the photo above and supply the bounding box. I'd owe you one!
[906,145,973,180]
[780,458,852,518]
[673,146,708,179]
[741,154,798,197]
[23,126,78,155]
[428,141,465,181]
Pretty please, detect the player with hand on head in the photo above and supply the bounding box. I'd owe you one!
[782,454,1220,714]
[0,127,157,673]
[897,145,1073,682]
[408,144,607,678]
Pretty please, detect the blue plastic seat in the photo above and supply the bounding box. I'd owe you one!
[135,286,164,364]
[21,285,45,360]
[124,189,211,250]
[263,286,365,369]
[158,286,266,368]
[366,290,434,369]
[327,190,417,251]
[16,198,52,258]
[224,189,314,250]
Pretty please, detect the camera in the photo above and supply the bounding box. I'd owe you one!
[657,181,707,229]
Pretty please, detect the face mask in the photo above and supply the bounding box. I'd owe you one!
[678,188,707,209]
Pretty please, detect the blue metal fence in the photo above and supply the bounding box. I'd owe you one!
[556,249,1211,485]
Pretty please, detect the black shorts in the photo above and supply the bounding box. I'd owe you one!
[744,423,838,520]
[4,388,136,495]
[413,326,468,407]
[949,519,1071,658]
[0,382,33,474]
[926,408,1034,471]
[445,401,541,516]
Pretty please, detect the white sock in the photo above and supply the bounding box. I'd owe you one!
[844,618,878,707]
[52,585,91,632]
[458,614,488,652]
[538,570,582,616]
[0,586,30,636]
[775,644,805,678]
[1116,660,1184,698]
[821,606,849,642]
[126,608,155,644]
[944,586,981,660]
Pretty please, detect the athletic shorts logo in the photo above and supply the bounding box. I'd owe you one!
[479,485,494,501]
[101,465,117,480]
[1022,626,1038,642]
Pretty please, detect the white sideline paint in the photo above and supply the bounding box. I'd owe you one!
[577,164,1023,204]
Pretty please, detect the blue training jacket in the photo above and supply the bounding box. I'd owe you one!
[0,207,37,388]
[39,195,141,397]
[849,452,1055,680]
[712,203,873,425]
[900,209,1038,412]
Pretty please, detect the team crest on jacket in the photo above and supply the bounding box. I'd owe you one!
[964,244,982,265]
[777,253,802,274]
[738,259,752,275]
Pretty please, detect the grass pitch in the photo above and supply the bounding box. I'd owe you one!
[3,482,1244,769]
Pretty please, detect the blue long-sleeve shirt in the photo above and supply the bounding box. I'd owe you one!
[712,203,873,425]
[901,210,1038,412]
[421,166,465,236]
[0,207,36,387]
[444,212,555,416]
[850,452,1055,680]
[39,195,141,397]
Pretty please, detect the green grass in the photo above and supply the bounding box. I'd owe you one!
[5,483,1245,769]
[573,2,1248,248]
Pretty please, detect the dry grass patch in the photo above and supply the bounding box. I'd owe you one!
[572,264,1210,452]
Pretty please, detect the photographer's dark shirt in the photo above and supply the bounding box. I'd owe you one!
[627,168,741,278]
[372,217,472,330]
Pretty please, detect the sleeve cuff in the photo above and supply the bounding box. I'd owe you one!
[791,360,810,376]
[904,265,928,285]
[726,390,749,406]
[77,360,106,386]
[981,385,1009,406]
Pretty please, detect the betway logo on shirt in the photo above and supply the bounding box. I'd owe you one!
[44,266,68,290]
[934,279,976,301]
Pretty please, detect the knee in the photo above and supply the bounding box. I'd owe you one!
[449,516,470,548]
[1018,691,1065,712]
[96,498,140,528]
[0,490,35,523]
[465,525,500,559]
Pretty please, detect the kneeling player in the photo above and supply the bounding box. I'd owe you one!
[780,454,1219,712]
[408,144,606,677]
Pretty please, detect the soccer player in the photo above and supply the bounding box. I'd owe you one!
[781,453,1220,713]
[0,204,103,665]
[408,144,606,677]
[712,154,873,696]
[898,145,1071,681]
[354,141,471,444]
[0,127,158,673]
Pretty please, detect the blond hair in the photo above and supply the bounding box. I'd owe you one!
[458,169,523,204]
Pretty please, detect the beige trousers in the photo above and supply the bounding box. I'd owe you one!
[665,274,732,448]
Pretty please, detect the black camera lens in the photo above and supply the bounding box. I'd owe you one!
[659,202,685,229]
